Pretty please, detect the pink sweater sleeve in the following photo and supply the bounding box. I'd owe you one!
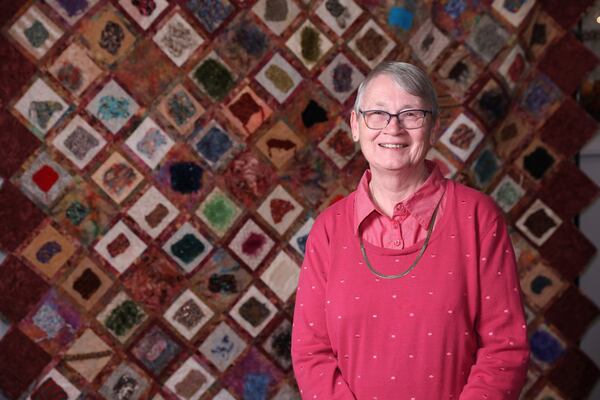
[460,216,530,399]
[291,217,356,400]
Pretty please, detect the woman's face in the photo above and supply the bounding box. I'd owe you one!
[350,74,439,175]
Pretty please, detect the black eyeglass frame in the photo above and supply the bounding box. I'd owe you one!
[358,109,433,130]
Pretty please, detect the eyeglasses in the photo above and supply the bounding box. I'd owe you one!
[359,109,431,130]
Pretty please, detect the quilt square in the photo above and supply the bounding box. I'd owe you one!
[154,145,212,211]
[121,249,185,313]
[157,84,204,136]
[46,0,100,25]
[191,248,253,312]
[315,0,362,37]
[529,323,566,370]
[164,289,214,340]
[491,0,536,28]
[0,113,40,178]
[50,178,118,246]
[78,4,138,66]
[286,20,333,70]
[31,369,80,400]
[518,73,563,127]
[318,52,364,104]
[229,285,278,337]
[163,222,213,273]
[94,220,147,274]
[465,14,508,63]
[0,183,46,252]
[198,321,247,371]
[86,79,139,134]
[0,329,52,399]
[521,10,563,61]
[92,152,144,204]
[97,291,147,342]
[490,174,526,213]
[119,0,169,30]
[222,347,284,398]
[517,139,557,182]
[262,319,292,369]
[0,255,49,322]
[260,251,300,302]
[164,357,215,400]
[154,9,204,67]
[53,115,107,169]
[546,286,599,343]
[228,218,275,270]
[131,324,182,376]
[191,121,240,169]
[187,0,234,33]
[99,362,150,400]
[19,150,73,209]
[125,117,175,170]
[21,222,76,279]
[252,0,300,35]
[289,217,315,258]
[496,45,529,91]
[516,199,562,247]
[469,144,502,190]
[196,187,242,238]
[223,86,272,138]
[49,42,103,97]
[256,185,303,236]
[64,328,113,382]
[286,83,338,140]
[61,256,113,310]
[7,5,64,60]
[318,120,359,168]
[540,223,595,281]
[408,18,451,69]
[127,186,179,239]
[469,78,509,128]
[438,113,484,163]
[492,110,533,161]
[223,150,277,207]
[214,14,272,75]
[256,52,303,104]
[13,77,69,138]
[434,44,483,101]
[189,52,236,101]
[20,289,81,354]
[348,19,395,69]
[255,120,304,170]
[521,262,566,311]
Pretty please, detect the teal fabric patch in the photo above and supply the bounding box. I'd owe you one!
[388,7,414,30]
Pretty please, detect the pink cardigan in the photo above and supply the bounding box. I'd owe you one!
[291,179,529,399]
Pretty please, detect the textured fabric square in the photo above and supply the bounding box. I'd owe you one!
[228,218,275,271]
[164,289,214,340]
[537,160,599,221]
[21,223,77,279]
[262,319,293,369]
[189,52,236,101]
[163,222,213,273]
[154,10,204,67]
[0,329,52,399]
[198,321,247,371]
[0,182,46,251]
[260,251,300,301]
[229,285,277,337]
[64,329,113,382]
[0,112,40,177]
[49,43,103,97]
[252,0,301,36]
[539,97,597,158]
[0,255,49,322]
[286,20,334,70]
[97,291,147,342]
[222,347,285,399]
[0,39,37,102]
[548,348,599,399]
[538,33,598,95]
[545,285,599,343]
[540,0,595,28]
[131,324,182,376]
[164,357,215,400]
[539,223,596,281]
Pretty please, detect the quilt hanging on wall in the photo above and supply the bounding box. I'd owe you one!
[0,0,599,399]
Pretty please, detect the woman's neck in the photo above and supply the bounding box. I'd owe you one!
[369,164,429,218]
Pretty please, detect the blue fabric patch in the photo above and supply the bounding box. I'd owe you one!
[387,7,414,30]
[530,329,564,364]
[243,373,271,400]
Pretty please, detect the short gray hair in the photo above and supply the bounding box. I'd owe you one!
[353,61,439,121]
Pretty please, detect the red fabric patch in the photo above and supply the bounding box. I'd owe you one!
[540,0,594,29]
[31,377,68,400]
[539,97,597,158]
[0,329,52,399]
[32,165,59,192]
[538,34,599,95]
[0,37,37,101]
[538,161,599,221]
[0,182,46,251]
[545,286,599,342]
[0,255,50,322]
[539,223,596,281]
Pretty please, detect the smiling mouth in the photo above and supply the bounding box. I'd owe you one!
[379,143,409,149]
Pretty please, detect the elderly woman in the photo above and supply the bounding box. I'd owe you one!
[291,62,529,399]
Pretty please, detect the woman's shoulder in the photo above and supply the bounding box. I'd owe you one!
[448,180,504,223]
[312,192,356,231]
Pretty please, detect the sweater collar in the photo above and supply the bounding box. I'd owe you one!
[354,160,446,235]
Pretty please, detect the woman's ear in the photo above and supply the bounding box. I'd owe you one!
[350,110,359,142]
